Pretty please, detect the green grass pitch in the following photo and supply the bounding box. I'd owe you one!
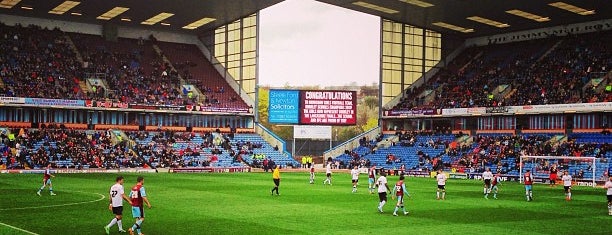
[0,172,610,235]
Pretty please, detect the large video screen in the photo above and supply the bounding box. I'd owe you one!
[300,90,356,125]
[268,89,356,125]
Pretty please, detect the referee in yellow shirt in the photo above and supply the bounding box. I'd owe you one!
[271,165,281,196]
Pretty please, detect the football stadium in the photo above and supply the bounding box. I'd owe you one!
[0,0,611,234]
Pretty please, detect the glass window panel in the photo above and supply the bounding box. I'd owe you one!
[392,84,402,96]
[242,51,257,59]
[392,32,402,43]
[382,20,392,31]
[391,71,401,83]
[382,83,392,94]
[391,43,402,56]
[228,21,240,31]
[243,66,256,78]
[243,58,256,66]
[214,44,223,56]
[243,39,255,52]
[382,31,392,41]
[413,27,423,35]
[382,42,393,56]
[392,22,402,32]
[382,69,393,82]
[228,41,241,54]
[228,67,240,78]
[227,60,240,68]
[215,33,225,43]
[244,27,256,38]
[216,56,226,64]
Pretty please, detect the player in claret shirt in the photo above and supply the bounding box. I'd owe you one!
[367,164,377,194]
[37,163,56,196]
[309,164,315,184]
[128,176,152,235]
[549,164,558,187]
[491,172,502,199]
[524,169,534,201]
[391,175,411,216]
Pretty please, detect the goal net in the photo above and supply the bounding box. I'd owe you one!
[519,155,597,188]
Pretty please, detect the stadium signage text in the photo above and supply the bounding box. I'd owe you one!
[301,90,357,125]
[467,19,612,46]
[0,96,250,114]
[429,102,612,118]
[25,98,85,107]
[170,167,251,173]
[485,106,509,114]
[0,168,157,174]
[269,90,300,124]
[385,109,439,116]
[268,89,357,125]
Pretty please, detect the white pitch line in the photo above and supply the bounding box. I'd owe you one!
[0,222,40,235]
[0,191,106,211]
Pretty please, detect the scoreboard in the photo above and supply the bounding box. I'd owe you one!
[269,89,356,125]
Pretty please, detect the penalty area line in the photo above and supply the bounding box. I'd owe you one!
[0,191,106,211]
[0,222,40,235]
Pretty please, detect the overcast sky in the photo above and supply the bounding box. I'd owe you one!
[259,0,380,88]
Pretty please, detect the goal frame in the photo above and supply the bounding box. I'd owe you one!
[519,155,596,188]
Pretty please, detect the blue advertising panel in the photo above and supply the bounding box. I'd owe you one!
[268,89,299,124]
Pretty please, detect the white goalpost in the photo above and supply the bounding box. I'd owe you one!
[519,155,597,188]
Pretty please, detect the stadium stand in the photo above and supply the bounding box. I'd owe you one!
[1,128,298,170]
[389,30,611,112]
[12,128,143,169]
[0,23,249,109]
[71,33,188,106]
[155,42,250,111]
[334,132,610,180]
[0,24,85,100]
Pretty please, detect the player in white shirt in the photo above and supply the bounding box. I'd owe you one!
[436,169,447,200]
[105,176,132,234]
[482,168,494,199]
[604,176,612,215]
[561,170,573,201]
[376,171,391,213]
[323,162,333,185]
[350,166,360,193]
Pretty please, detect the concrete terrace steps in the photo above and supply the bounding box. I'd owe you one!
[64,35,84,65]
[532,39,564,69]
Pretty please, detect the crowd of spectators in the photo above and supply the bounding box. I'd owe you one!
[0,23,85,100]
[127,130,269,169]
[389,30,611,112]
[4,127,144,169]
[0,23,247,110]
[71,33,193,106]
[451,134,609,175]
